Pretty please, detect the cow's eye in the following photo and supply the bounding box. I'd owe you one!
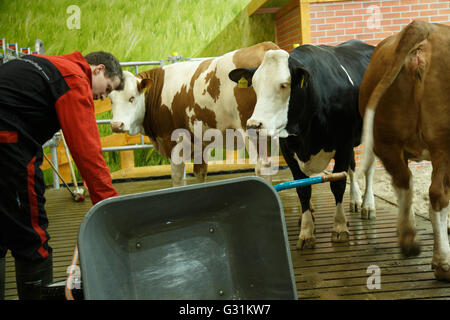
[280,83,289,89]
[129,97,135,103]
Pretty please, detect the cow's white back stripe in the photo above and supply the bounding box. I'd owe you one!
[340,64,354,86]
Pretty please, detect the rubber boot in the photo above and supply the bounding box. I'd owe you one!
[14,256,53,300]
[0,257,5,300]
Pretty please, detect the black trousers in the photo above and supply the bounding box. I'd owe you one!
[0,120,52,261]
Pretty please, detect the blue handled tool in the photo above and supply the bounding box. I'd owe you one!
[273,172,347,192]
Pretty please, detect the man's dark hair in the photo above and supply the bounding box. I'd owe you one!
[84,51,124,90]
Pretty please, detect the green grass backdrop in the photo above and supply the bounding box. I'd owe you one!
[0,0,275,185]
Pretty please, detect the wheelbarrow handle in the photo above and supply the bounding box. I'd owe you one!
[273,172,347,192]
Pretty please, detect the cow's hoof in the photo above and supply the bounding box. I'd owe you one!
[361,208,376,220]
[296,236,316,250]
[433,263,450,282]
[331,231,349,243]
[349,201,361,213]
[399,233,421,257]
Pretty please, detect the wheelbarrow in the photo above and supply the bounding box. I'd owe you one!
[57,172,347,300]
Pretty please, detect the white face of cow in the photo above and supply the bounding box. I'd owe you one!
[248,50,291,138]
[109,71,147,136]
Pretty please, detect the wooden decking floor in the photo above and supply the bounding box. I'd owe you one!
[4,168,450,300]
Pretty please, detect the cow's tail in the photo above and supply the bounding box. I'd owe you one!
[360,20,432,175]
[360,108,376,175]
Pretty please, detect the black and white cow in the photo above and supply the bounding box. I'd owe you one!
[229,40,375,249]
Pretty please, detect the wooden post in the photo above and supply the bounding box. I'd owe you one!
[226,150,239,164]
[299,0,311,44]
[120,150,135,169]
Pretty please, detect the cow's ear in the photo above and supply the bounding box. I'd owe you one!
[289,59,310,89]
[137,79,152,93]
[294,66,310,89]
[228,67,257,87]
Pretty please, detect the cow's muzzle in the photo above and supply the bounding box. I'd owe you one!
[110,121,125,133]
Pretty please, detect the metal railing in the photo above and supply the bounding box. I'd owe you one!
[0,38,45,64]
[120,60,165,73]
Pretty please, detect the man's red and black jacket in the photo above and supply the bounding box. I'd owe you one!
[0,52,118,204]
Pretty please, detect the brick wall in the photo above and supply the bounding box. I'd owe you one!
[310,0,450,46]
[275,2,301,51]
[275,0,450,49]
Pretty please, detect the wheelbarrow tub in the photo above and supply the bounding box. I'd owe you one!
[78,176,297,300]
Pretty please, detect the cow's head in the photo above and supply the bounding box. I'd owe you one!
[109,71,152,135]
[229,49,309,138]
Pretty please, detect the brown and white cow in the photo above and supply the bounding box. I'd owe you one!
[108,42,279,186]
[359,20,450,281]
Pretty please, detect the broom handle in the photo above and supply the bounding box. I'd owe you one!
[43,153,75,197]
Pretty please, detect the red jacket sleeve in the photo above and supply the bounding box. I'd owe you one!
[55,75,118,205]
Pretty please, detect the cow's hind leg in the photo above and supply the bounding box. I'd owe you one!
[348,152,362,213]
[361,158,376,220]
[430,206,450,281]
[380,146,420,257]
[394,177,420,256]
[429,154,450,281]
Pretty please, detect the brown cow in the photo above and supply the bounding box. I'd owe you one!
[359,20,450,281]
[109,42,279,186]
